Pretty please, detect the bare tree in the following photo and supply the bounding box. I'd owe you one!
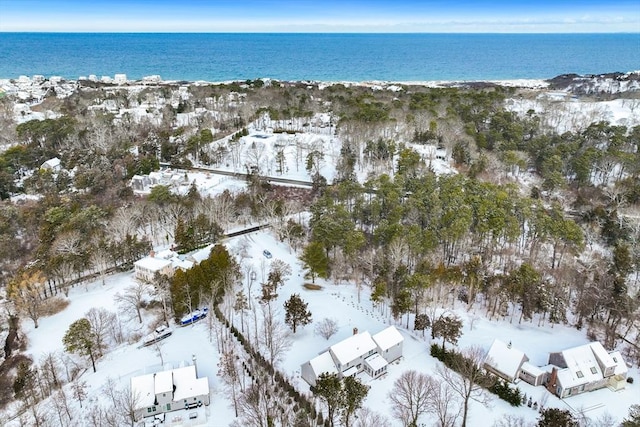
[90,245,111,286]
[436,346,493,427]
[115,281,150,323]
[259,305,292,368]
[235,373,279,427]
[85,307,114,356]
[492,414,529,427]
[429,377,461,427]
[39,352,63,396]
[388,370,435,427]
[71,380,88,409]
[353,407,392,427]
[314,317,339,340]
[50,389,74,427]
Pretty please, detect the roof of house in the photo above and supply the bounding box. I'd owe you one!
[521,361,546,377]
[372,326,403,351]
[556,343,604,389]
[364,353,388,371]
[41,157,61,169]
[342,366,358,377]
[131,373,156,408]
[172,365,209,401]
[330,331,377,366]
[588,342,616,370]
[154,370,173,395]
[484,339,528,380]
[134,256,173,272]
[609,351,628,376]
[308,351,338,378]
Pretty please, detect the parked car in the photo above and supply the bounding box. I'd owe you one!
[263,250,272,259]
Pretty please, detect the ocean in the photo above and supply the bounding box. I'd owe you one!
[0,33,638,82]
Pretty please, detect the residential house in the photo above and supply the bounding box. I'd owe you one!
[131,364,209,421]
[301,351,339,387]
[547,342,628,398]
[134,251,174,282]
[372,326,404,363]
[40,157,61,172]
[483,339,529,383]
[301,326,404,386]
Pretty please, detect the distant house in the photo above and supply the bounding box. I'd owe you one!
[547,342,628,398]
[301,326,404,386]
[483,339,529,383]
[131,364,209,421]
[134,251,174,282]
[40,157,61,172]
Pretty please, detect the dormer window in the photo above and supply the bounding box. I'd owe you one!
[590,367,597,374]
[576,371,584,378]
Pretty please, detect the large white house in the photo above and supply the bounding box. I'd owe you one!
[131,364,210,421]
[133,253,174,282]
[547,342,628,398]
[301,326,404,386]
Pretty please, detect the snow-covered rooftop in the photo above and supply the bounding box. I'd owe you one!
[173,365,209,401]
[372,326,403,351]
[131,373,156,408]
[308,351,338,377]
[484,339,528,380]
[155,370,173,395]
[364,352,387,371]
[134,256,173,271]
[330,331,377,366]
[556,343,606,388]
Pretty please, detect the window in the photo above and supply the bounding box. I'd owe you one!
[590,367,597,374]
[147,408,152,413]
[166,404,171,410]
[576,371,584,378]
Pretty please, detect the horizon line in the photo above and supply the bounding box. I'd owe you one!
[1,30,639,34]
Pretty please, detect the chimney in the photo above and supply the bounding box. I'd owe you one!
[353,327,358,335]
[192,354,198,377]
[150,250,155,258]
[546,367,558,395]
[507,341,512,349]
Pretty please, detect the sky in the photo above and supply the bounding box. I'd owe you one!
[0,0,639,33]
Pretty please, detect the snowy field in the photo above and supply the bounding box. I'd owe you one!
[17,230,638,427]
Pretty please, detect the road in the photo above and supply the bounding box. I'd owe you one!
[160,162,314,187]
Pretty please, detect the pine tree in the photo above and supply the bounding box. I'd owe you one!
[63,318,98,372]
[300,241,329,283]
[284,293,312,333]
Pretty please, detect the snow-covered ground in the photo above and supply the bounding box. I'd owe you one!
[14,230,638,427]
[506,94,640,133]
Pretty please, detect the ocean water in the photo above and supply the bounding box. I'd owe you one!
[0,33,638,82]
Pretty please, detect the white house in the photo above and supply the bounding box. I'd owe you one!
[483,339,529,383]
[301,351,339,387]
[40,157,61,172]
[301,326,404,386]
[372,326,404,363]
[547,342,628,398]
[131,364,209,421]
[134,252,174,282]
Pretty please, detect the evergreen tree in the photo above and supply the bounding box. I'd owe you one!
[63,318,98,372]
[432,314,463,350]
[284,293,312,333]
[300,241,329,283]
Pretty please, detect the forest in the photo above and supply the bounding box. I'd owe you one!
[0,74,639,426]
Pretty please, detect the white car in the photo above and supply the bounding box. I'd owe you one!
[263,250,272,259]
